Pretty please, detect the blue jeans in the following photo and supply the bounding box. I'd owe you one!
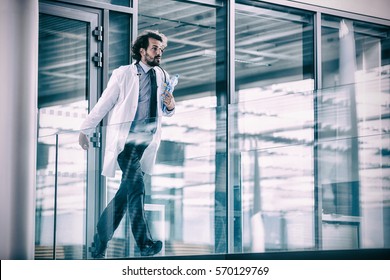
[96,135,153,249]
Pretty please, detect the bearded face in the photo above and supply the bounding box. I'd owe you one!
[141,38,164,67]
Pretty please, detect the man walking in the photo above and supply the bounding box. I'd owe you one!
[79,30,176,258]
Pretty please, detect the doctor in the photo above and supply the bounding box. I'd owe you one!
[79,30,175,258]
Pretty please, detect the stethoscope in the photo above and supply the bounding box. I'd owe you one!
[156,65,168,84]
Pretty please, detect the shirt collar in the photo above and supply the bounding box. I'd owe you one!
[138,60,153,74]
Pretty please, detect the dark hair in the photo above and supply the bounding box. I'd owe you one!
[131,30,168,62]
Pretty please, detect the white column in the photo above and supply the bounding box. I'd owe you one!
[0,0,38,259]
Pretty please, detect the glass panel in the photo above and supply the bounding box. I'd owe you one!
[103,107,223,258]
[100,0,223,257]
[35,134,57,259]
[36,13,89,259]
[109,11,131,75]
[320,15,390,249]
[231,89,315,253]
[56,131,87,259]
[233,2,314,253]
[138,0,218,100]
[322,222,359,250]
[321,15,390,88]
[38,14,88,111]
[46,84,389,259]
[158,107,225,256]
[235,2,314,103]
[47,101,223,258]
[36,131,88,260]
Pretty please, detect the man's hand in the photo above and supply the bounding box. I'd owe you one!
[162,85,175,111]
[79,132,89,150]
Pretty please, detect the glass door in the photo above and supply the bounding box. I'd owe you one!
[35,2,101,259]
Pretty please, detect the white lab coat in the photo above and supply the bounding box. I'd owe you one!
[80,63,174,177]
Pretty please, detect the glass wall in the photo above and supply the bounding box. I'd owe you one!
[233,1,315,253]
[233,1,389,253]
[104,0,226,257]
[108,11,131,74]
[36,12,91,259]
[320,15,390,249]
[235,2,314,102]
[35,0,390,259]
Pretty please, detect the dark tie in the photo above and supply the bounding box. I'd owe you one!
[149,68,157,122]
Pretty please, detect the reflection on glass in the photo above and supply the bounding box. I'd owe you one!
[35,134,56,259]
[36,14,89,259]
[37,87,389,258]
[35,1,390,260]
[158,106,222,255]
[100,0,221,257]
[233,92,315,252]
[56,132,87,259]
[234,2,315,253]
[105,105,221,257]
[138,0,217,98]
[235,3,314,103]
[320,15,390,249]
[109,11,130,75]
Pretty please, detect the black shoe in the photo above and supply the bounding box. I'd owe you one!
[140,240,163,257]
[91,233,107,259]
